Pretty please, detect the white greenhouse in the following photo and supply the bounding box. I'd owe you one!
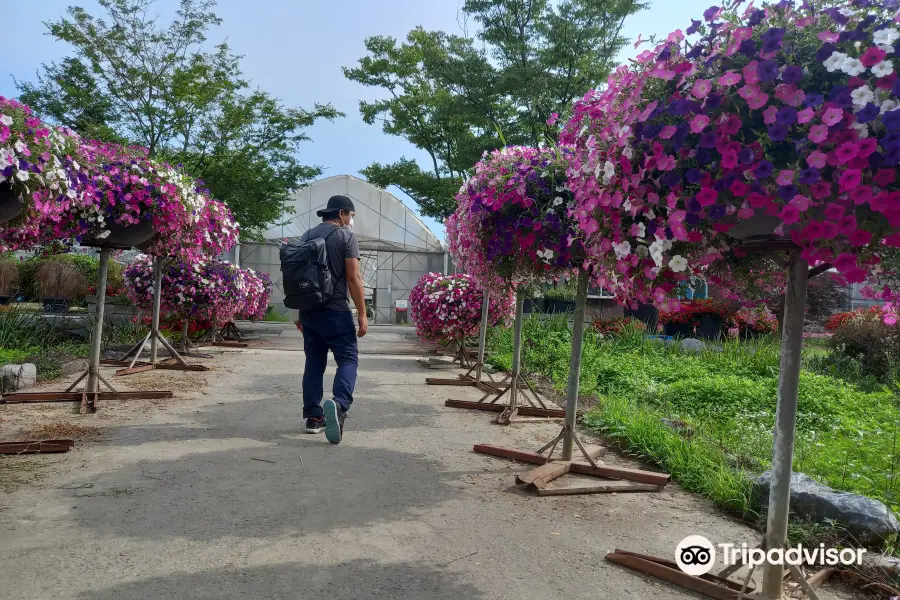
[229,175,451,324]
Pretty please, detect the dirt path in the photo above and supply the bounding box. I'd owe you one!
[0,326,861,599]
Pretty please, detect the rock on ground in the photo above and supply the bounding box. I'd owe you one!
[754,470,900,546]
[0,363,37,393]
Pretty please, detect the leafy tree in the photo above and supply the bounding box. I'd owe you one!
[15,0,341,240]
[345,0,646,220]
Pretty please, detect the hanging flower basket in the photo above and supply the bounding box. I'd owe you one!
[80,219,156,250]
[624,303,659,333]
[0,181,23,225]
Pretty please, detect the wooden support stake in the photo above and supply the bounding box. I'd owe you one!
[536,479,662,496]
[605,553,739,600]
[449,401,566,419]
[515,461,570,488]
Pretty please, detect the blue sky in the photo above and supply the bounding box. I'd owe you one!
[2,0,715,242]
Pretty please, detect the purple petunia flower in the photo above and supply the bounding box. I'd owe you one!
[686,212,702,225]
[739,40,757,57]
[687,45,705,59]
[799,168,821,185]
[754,160,774,178]
[857,103,881,124]
[762,37,782,54]
[661,171,682,187]
[778,185,799,200]
[705,94,722,110]
[776,107,797,126]
[699,131,718,148]
[804,93,824,108]
[703,5,720,21]
[882,132,900,150]
[687,18,702,35]
[708,204,726,220]
[828,86,852,109]
[698,148,715,165]
[747,9,765,26]
[768,124,789,142]
[739,148,755,165]
[758,60,780,82]
[883,109,900,130]
[686,168,703,184]
[781,65,803,84]
[815,43,837,63]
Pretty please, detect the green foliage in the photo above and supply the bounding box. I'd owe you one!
[345,0,647,219]
[15,0,342,240]
[487,315,900,528]
[16,254,124,302]
[0,347,35,365]
[264,308,291,323]
[824,309,900,383]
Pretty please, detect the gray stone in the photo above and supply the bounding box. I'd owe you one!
[60,359,89,377]
[0,363,37,393]
[680,338,707,353]
[753,470,900,545]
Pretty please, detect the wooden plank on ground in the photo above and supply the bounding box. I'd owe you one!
[570,461,670,486]
[114,365,155,376]
[605,553,739,600]
[536,479,661,496]
[515,461,570,488]
[2,391,173,404]
[612,550,754,592]
[427,378,476,386]
[474,443,604,465]
[0,440,73,454]
[447,400,566,418]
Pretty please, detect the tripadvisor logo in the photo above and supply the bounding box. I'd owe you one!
[675,535,866,575]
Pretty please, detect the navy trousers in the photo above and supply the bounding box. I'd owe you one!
[299,308,358,418]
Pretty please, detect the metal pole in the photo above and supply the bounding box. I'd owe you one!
[443,252,449,275]
[86,249,111,394]
[561,271,589,461]
[150,257,163,363]
[181,319,190,353]
[761,252,809,599]
[509,289,524,411]
[475,289,491,383]
[234,242,241,267]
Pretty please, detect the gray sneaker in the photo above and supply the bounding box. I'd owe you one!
[305,417,325,434]
[323,399,346,444]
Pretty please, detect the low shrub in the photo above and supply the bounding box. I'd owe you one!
[590,316,645,337]
[827,308,900,383]
[17,254,124,302]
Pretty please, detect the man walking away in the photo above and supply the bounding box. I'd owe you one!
[292,195,368,444]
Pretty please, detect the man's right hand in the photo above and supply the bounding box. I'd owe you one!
[357,314,368,338]
[294,319,303,332]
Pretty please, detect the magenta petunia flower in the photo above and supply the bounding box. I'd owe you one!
[822,107,844,126]
[809,124,829,143]
[690,114,710,133]
[779,204,801,224]
[717,72,742,86]
[696,187,718,206]
[838,169,862,191]
[692,79,713,99]
[861,47,888,68]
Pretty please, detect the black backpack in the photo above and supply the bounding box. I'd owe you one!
[281,226,340,311]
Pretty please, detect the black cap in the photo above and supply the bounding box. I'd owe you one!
[316,194,356,217]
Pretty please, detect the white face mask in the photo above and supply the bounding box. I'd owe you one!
[346,216,355,233]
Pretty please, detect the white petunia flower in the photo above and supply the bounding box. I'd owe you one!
[841,57,866,77]
[635,223,646,237]
[603,160,616,183]
[623,146,634,159]
[553,196,563,206]
[874,27,900,48]
[883,99,899,113]
[851,86,875,107]
[613,241,632,260]
[0,115,11,126]
[852,122,870,138]
[824,51,847,72]
[669,255,688,272]
[16,170,29,181]
[872,60,894,78]
[13,140,26,154]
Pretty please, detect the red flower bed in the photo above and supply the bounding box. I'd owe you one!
[825,306,883,332]
[591,316,646,337]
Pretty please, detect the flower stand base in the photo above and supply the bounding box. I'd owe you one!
[0,182,23,225]
[1,249,172,412]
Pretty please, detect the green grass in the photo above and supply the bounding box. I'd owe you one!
[486,316,900,531]
[263,308,291,323]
